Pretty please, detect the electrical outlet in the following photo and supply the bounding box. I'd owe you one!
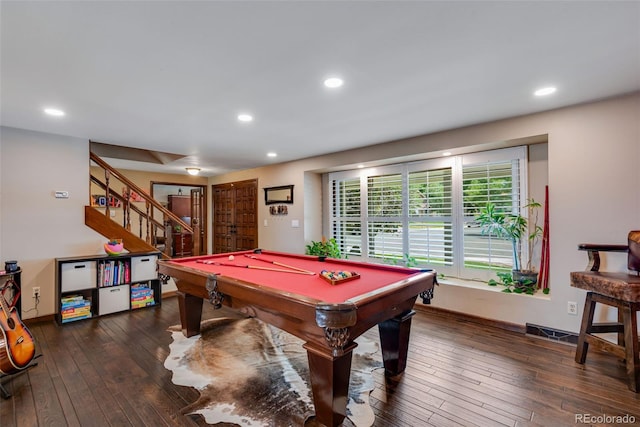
[567,301,578,315]
[33,287,40,298]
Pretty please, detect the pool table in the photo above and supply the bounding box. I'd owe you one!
[158,249,436,427]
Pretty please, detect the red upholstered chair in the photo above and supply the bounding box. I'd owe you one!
[570,230,640,392]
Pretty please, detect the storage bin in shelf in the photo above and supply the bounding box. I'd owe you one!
[99,285,130,316]
[131,254,158,283]
[60,261,97,292]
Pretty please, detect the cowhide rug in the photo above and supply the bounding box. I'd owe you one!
[165,316,383,427]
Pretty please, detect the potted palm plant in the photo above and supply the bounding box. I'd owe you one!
[476,199,542,288]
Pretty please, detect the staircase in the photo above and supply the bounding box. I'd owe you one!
[86,152,201,258]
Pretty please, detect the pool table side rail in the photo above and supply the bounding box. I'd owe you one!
[342,270,435,305]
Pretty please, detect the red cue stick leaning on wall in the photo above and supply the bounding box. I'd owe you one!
[538,185,550,291]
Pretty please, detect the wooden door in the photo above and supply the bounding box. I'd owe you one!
[212,179,258,253]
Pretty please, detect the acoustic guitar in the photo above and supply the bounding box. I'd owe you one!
[0,280,36,375]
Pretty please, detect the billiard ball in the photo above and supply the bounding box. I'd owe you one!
[228,255,235,260]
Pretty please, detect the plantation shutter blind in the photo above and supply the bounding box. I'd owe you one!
[331,177,362,256]
[407,168,453,266]
[462,159,521,271]
[366,173,403,261]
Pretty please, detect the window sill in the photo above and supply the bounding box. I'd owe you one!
[437,276,550,300]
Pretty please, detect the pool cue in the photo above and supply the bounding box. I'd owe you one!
[244,254,315,275]
[196,259,315,275]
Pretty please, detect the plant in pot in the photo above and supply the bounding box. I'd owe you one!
[476,199,542,291]
[305,236,341,260]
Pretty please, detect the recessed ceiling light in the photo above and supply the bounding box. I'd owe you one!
[324,77,344,88]
[442,152,452,157]
[186,167,201,176]
[44,108,65,116]
[267,152,277,158]
[534,87,557,96]
[357,164,365,169]
[237,113,253,122]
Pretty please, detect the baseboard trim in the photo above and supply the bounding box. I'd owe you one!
[23,314,56,326]
[162,290,178,299]
[415,305,579,345]
[415,304,526,334]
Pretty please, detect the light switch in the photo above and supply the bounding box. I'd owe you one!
[264,219,268,227]
[291,220,299,228]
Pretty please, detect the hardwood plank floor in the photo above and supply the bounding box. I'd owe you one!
[2,298,639,426]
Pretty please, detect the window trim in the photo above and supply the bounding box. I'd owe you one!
[326,146,528,281]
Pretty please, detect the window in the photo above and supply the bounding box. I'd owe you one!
[331,177,362,256]
[367,172,403,261]
[328,147,528,281]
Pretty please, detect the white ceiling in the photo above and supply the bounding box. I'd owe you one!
[2,1,639,176]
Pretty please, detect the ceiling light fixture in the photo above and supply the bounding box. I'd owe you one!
[324,77,344,88]
[186,167,201,175]
[442,152,452,157]
[267,152,277,158]
[534,86,557,96]
[44,108,65,116]
[238,113,253,122]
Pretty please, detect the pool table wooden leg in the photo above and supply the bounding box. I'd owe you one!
[177,290,203,338]
[304,342,357,427]
[378,310,416,376]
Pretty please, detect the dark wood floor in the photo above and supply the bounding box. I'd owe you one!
[2,298,639,427]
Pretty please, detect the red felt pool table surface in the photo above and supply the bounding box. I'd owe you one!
[164,250,424,303]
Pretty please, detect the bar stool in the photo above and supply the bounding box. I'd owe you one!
[570,230,640,392]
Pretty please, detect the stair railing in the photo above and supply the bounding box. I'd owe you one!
[89,152,200,257]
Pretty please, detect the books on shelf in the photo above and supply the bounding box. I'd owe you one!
[61,295,90,308]
[131,283,155,309]
[61,294,84,304]
[98,260,131,287]
[131,297,155,309]
[61,313,91,323]
[61,295,92,322]
[62,306,91,318]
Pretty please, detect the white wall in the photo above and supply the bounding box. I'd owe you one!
[209,163,309,254]
[2,93,638,332]
[0,127,106,319]
[209,92,640,334]
[0,128,211,319]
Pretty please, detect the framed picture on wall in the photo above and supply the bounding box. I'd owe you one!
[264,185,294,205]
